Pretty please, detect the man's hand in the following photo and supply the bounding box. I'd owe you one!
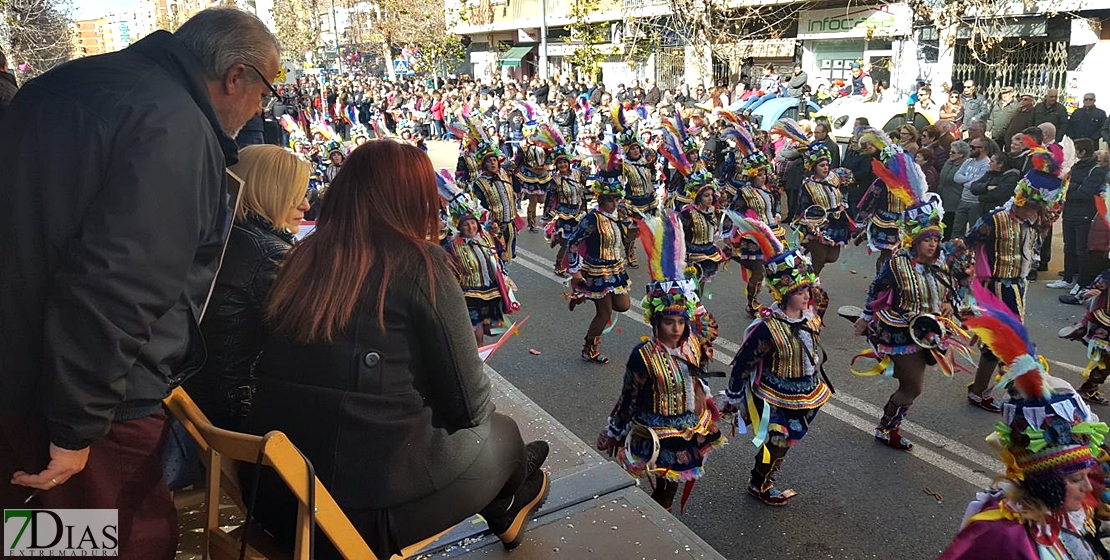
[11,445,90,490]
[596,432,620,457]
[853,318,870,336]
[940,303,955,318]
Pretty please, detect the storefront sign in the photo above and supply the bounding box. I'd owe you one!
[798,4,912,40]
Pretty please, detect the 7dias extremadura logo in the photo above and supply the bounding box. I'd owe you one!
[4,510,118,556]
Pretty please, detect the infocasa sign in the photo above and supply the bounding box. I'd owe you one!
[798,4,913,40]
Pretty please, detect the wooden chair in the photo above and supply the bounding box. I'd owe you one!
[165,386,452,560]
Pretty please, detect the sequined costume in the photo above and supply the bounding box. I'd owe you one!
[1064,270,1110,404]
[442,231,508,331]
[731,184,786,260]
[679,204,725,284]
[567,210,630,299]
[549,170,588,241]
[864,184,905,251]
[964,204,1040,319]
[862,249,957,358]
[514,143,553,196]
[605,337,725,482]
[623,152,659,215]
[795,173,850,246]
[472,169,519,265]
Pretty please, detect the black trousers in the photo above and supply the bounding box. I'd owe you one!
[254,412,528,560]
[1037,225,1053,271]
[1063,218,1093,284]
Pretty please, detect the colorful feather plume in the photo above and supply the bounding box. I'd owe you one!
[964,281,1050,399]
[530,123,564,150]
[770,118,809,147]
[635,105,649,121]
[463,115,489,144]
[870,150,927,208]
[596,140,623,172]
[611,103,629,132]
[435,168,464,203]
[1021,137,1061,176]
[723,210,782,261]
[721,126,757,158]
[858,127,894,155]
[575,95,594,123]
[516,101,538,123]
[634,211,687,282]
[1097,190,1110,227]
[658,129,692,177]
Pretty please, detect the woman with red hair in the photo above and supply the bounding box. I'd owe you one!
[243,140,550,559]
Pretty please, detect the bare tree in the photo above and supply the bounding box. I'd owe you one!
[2,0,73,79]
[270,0,321,64]
[622,0,814,81]
[369,0,464,78]
[907,0,1070,65]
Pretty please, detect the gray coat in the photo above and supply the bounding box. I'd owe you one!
[938,157,966,212]
[961,93,989,124]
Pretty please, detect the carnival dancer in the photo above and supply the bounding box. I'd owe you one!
[721,126,786,316]
[1061,266,1110,405]
[545,141,587,277]
[324,149,344,184]
[851,152,972,450]
[437,171,517,346]
[662,111,704,209]
[452,119,481,190]
[515,108,553,232]
[471,131,520,270]
[616,104,660,268]
[965,141,1065,411]
[398,121,427,151]
[856,128,909,274]
[678,170,726,292]
[722,234,831,506]
[566,141,632,364]
[791,137,851,275]
[940,283,1109,559]
[596,212,725,512]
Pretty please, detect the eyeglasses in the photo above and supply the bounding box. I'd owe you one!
[1085,97,1096,101]
[246,63,281,112]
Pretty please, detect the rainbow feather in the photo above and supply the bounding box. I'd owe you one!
[516,101,537,123]
[965,282,1050,399]
[871,150,926,207]
[723,210,782,261]
[673,111,689,142]
[658,129,691,176]
[596,140,623,172]
[770,118,808,146]
[1097,190,1110,227]
[721,126,757,158]
[436,168,464,202]
[633,212,687,282]
[611,103,628,132]
[530,124,561,150]
[716,109,743,128]
[1022,139,1060,176]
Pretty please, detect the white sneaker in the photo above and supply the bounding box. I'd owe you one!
[1046,279,1075,289]
[1070,284,1082,295]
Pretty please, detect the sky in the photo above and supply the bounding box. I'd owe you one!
[70,0,139,19]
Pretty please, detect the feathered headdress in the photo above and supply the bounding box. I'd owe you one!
[529,123,565,151]
[966,282,1107,492]
[683,169,716,200]
[663,111,699,154]
[857,127,896,161]
[770,118,809,149]
[1015,136,1067,209]
[612,103,639,146]
[763,248,818,301]
[590,140,625,197]
[436,169,487,228]
[634,211,699,323]
[804,143,832,172]
[870,144,942,246]
[715,109,744,129]
[723,210,783,262]
[722,127,769,178]
[658,127,692,178]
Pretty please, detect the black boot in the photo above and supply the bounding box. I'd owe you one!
[747,446,795,506]
[875,399,913,450]
[651,478,680,510]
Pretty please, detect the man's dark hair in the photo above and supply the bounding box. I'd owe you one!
[1074,138,1095,156]
[0,49,7,71]
[1022,126,1044,144]
[764,64,775,72]
[855,117,870,126]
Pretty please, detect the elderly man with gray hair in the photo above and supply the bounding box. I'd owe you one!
[0,8,279,558]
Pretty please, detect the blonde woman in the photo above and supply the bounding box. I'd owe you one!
[187,144,312,430]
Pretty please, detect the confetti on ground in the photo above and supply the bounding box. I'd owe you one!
[529,349,542,355]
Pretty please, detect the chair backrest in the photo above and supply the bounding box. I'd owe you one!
[164,386,376,560]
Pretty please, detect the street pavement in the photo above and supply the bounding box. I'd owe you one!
[423,141,1094,559]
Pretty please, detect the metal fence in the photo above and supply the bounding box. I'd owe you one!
[952,39,1069,104]
[654,45,686,90]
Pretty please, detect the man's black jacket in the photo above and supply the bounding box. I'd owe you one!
[0,31,239,449]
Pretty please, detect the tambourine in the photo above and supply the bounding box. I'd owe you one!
[909,313,947,349]
[619,424,660,476]
[798,205,828,228]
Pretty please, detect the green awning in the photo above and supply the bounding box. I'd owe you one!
[499,46,534,67]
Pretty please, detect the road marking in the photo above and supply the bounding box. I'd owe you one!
[511,246,998,487]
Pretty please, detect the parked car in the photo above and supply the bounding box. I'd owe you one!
[750,97,824,131]
[813,98,935,151]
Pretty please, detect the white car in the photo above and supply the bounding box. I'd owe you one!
[814,98,935,148]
